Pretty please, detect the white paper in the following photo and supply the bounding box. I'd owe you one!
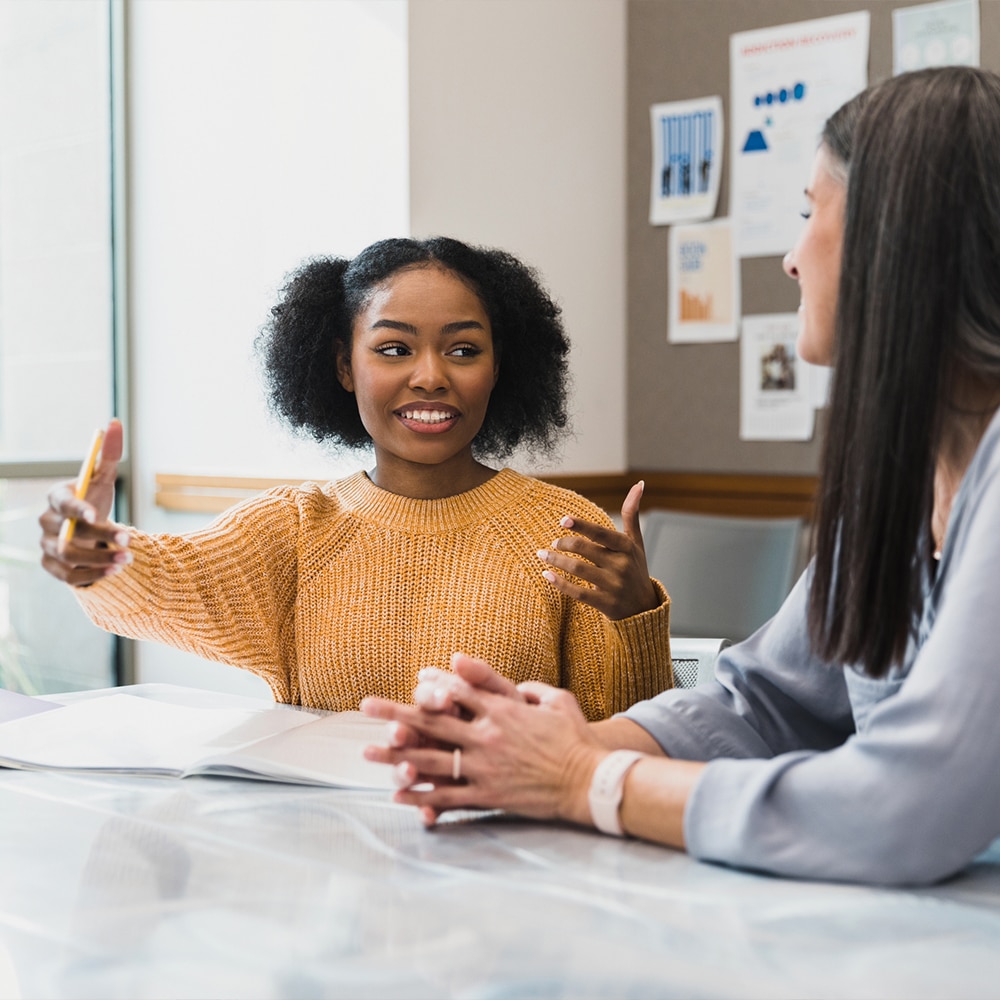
[0,693,393,789]
[893,0,979,74]
[668,218,739,343]
[730,12,870,258]
[649,96,723,225]
[740,314,815,441]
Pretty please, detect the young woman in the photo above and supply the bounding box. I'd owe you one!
[38,238,671,717]
[363,68,1000,886]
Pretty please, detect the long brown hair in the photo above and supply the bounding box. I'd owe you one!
[810,67,1000,677]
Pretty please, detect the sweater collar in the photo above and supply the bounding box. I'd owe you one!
[334,468,528,531]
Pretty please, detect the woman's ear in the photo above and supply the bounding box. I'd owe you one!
[335,341,354,393]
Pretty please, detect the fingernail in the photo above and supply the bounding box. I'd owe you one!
[114,531,130,547]
[542,570,556,583]
[560,516,573,528]
[105,565,124,576]
[113,551,132,565]
[83,509,96,524]
[536,548,549,562]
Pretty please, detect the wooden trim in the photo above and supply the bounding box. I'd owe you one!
[155,471,818,520]
[543,472,817,519]
[155,473,311,514]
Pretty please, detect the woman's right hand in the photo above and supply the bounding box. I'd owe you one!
[39,418,132,587]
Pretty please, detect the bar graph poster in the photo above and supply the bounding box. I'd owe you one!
[730,11,869,257]
[649,96,722,225]
[668,219,738,343]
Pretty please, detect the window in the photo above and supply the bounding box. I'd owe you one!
[0,0,126,693]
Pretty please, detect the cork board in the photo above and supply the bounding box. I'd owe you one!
[627,0,1000,473]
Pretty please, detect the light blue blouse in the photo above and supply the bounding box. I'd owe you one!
[625,408,1000,885]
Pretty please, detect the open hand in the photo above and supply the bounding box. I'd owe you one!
[537,481,659,620]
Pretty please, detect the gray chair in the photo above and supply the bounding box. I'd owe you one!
[669,636,731,689]
[643,508,804,643]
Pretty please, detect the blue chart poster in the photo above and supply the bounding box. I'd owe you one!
[730,11,869,257]
[649,96,722,226]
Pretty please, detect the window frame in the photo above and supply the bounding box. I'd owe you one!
[0,0,133,686]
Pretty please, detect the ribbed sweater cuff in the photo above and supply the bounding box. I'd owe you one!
[606,578,672,707]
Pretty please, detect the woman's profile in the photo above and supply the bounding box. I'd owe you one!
[39,237,671,716]
[364,67,1000,886]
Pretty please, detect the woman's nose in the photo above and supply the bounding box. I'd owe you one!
[409,353,448,392]
[782,250,798,279]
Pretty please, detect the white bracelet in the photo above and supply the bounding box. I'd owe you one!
[588,749,645,837]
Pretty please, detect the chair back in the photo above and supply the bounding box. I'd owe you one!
[643,509,803,642]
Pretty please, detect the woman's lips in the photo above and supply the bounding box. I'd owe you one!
[395,406,460,434]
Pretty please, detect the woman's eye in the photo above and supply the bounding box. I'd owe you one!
[449,345,482,358]
[375,344,409,357]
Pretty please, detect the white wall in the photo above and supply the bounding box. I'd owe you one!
[408,0,628,475]
[128,0,408,693]
[127,0,627,693]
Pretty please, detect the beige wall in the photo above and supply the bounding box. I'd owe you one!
[409,0,628,475]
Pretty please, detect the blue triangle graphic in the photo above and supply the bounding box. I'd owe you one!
[742,129,768,153]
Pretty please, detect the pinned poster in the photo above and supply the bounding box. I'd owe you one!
[649,96,723,225]
[893,0,979,74]
[740,314,814,441]
[668,219,738,343]
[730,12,869,257]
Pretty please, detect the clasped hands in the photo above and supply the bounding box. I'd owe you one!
[362,652,605,828]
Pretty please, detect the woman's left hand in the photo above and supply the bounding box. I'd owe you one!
[538,481,659,620]
[362,655,604,827]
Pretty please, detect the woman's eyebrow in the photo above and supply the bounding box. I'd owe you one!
[369,319,487,334]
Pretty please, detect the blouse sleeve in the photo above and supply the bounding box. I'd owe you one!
[73,488,303,701]
[624,569,855,761]
[630,459,1000,886]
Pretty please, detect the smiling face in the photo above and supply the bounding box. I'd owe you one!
[337,265,499,497]
[783,145,847,367]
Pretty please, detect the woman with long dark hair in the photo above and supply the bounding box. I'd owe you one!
[364,67,1000,885]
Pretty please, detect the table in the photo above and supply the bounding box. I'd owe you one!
[2,693,1000,998]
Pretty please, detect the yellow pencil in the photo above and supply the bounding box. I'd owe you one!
[57,428,106,552]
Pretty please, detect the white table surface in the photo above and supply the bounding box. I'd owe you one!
[2,686,1000,999]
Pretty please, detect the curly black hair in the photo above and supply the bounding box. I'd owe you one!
[256,236,571,459]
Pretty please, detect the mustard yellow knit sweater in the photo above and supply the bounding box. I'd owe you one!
[76,469,672,719]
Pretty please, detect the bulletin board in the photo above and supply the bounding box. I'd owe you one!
[626,0,1000,474]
